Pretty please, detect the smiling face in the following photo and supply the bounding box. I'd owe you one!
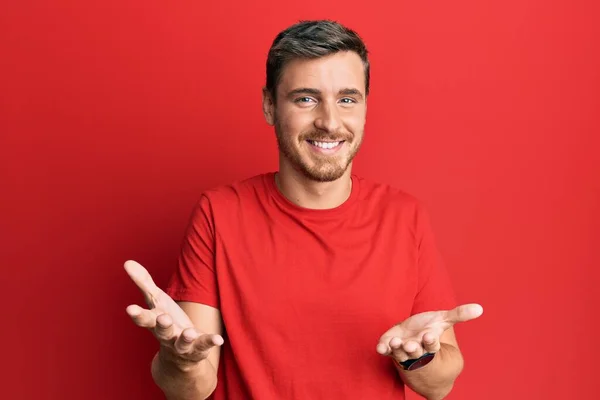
[263,51,368,182]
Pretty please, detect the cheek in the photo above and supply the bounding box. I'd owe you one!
[343,113,366,135]
[278,110,313,135]
[349,107,367,124]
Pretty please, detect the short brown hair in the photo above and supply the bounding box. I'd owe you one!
[265,20,370,101]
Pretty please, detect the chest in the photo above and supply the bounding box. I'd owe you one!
[214,210,419,335]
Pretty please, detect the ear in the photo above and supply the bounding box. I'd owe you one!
[262,88,275,126]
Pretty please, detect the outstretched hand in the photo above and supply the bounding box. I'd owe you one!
[377,304,483,363]
[124,260,223,368]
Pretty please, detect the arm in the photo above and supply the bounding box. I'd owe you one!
[151,302,223,400]
[395,203,467,398]
[151,195,224,398]
[395,328,464,400]
[377,204,482,398]
[377,308,481,400]
[124,260,225,400]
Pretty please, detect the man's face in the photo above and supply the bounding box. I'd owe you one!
[263,51,367,182]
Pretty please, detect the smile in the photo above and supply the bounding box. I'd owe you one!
[306,140,344,150]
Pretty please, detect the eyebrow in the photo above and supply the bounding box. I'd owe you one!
[286,87,364,100]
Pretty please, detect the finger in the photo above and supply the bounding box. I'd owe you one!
[390,336,404,350]
[124,260,161,301]
[376,342,390,355]
[444,303,484,325]
[174,327,199,354]
[421,331,440,353]
[401,340,425,359]
[376,335,396,355]
[392,348,410,363]
[191,333,224,356]
[154,313,176,342]
[389,337,412,362]
[126,304,157,329]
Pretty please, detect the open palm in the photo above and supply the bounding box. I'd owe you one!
[377,304,483,362]
[125,260,194,335]
[125,260,223,364]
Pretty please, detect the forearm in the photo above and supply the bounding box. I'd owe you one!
[396,343,464,400]
[151,350,218,400]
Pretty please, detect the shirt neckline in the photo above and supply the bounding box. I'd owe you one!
[265,171,360,218]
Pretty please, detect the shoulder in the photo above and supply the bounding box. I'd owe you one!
[353,175,436,238]
[354,174,425,214]
[193,172,273,214]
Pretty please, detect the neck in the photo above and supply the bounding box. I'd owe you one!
[275,161,353,210]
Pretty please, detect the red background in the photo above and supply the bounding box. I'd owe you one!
[1,1,598,399]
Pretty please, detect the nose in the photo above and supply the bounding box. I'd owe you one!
[314,102,342,133]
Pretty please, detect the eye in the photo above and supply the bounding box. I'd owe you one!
[295,97,315,104]
[339,97,357,104]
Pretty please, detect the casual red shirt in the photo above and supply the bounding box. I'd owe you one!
[166,172,456,400]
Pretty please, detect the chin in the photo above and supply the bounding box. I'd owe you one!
[300,163,349,182]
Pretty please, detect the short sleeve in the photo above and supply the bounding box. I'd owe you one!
[411,204,457,315]
[165,195,220,308]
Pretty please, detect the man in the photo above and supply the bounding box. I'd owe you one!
[125,20,483,400]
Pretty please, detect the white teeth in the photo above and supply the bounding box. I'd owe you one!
[309,141,340,149]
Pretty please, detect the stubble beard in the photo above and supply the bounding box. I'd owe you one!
[274,120,363,183]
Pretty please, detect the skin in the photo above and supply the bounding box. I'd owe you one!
[125,260,223,400]
[262,51,367,209]
[125,50,484,400]
[262,51,484,398]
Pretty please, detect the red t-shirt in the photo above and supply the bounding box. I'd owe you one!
[166,172,456,400]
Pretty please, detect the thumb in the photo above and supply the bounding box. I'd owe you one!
[444,303,484,325]
[124,260,160,295]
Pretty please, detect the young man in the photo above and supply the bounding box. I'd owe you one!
[125,20,483,400]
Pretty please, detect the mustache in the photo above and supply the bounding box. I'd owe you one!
[299,132,352,142]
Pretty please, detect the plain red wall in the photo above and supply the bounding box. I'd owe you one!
[2,1,598,399]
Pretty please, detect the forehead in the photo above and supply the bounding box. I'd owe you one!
[277,51,366,94]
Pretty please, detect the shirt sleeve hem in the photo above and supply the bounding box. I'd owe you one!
[164,288,220,309]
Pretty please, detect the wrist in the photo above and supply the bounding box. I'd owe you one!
[155,347,209,375]
[151,350,218,399]
[395,352,436,371]
[393,343,463,400]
